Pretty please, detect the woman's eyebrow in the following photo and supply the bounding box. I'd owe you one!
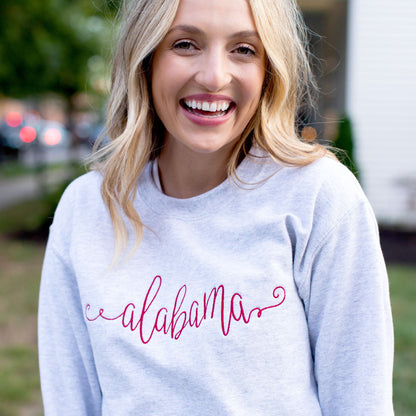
[167,25,260,40]
[167,25,203,36]
[228,30,260,40]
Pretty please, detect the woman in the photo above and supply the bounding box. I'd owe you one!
[38,0,394,414]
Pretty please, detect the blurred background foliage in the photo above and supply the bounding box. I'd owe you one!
[0,4,122,413]
[0,0,119,100]
[333,114,359,180]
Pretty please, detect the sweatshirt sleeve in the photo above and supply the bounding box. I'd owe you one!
[300,199,394,415]
[38,236,102,415]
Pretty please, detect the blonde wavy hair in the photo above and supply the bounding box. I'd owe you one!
[93,0,333,256]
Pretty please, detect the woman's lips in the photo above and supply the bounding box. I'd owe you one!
[183,99,231,113]
[179,95,236,126]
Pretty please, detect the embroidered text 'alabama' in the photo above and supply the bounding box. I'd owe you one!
[85,275,286,344]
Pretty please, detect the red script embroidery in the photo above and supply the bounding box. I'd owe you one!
[85,275,286,344]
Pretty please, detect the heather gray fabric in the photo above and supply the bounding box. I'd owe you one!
[38,153,394,415]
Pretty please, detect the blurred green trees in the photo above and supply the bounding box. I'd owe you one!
[333,115,360,180]
[0,0,119,99]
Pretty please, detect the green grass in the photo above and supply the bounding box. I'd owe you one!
[0,160,70,179]
[389,264,416,416]
[0,237,44,416]
[0,209,415,414]
[0,160,40,178]
[0,346,41,415]
[0,196,54,235]
[0,163,85,415]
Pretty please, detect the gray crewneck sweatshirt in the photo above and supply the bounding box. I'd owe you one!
[38,153,394,415]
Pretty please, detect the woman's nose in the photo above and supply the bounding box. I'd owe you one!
[194,48,232,92]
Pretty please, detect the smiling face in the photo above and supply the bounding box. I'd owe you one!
[151,0,266,160]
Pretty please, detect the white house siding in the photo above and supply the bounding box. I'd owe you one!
[346,0,416,227]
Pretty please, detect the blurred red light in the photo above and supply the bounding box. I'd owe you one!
[44,128,62,146]
[20,126,37,143]
[5,111,23,128]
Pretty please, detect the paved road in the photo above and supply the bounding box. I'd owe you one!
[0,144,91,210]
[0,169,73,210]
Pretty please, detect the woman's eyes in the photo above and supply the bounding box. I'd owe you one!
[234,45,256,56]
[172,41,256,56]
[173,41,195,51]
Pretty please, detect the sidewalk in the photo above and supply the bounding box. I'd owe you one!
[0,144,91,210]
[0,168,73,210]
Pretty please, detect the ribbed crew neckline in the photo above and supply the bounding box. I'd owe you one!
[137,150,278,219]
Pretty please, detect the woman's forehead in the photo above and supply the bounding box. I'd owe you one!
[171,0,257,33]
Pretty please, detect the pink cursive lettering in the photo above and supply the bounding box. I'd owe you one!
[85,275,286,344]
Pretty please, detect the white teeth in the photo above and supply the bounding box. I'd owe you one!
[184,100,231,113]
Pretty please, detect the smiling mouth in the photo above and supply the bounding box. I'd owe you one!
[180,99,235,118]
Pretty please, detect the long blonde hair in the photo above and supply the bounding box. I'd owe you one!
[93,0,332,256]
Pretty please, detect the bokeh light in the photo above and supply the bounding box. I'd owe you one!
[5,111,23,128]
[301,126,318,142]
[19,126,37,143]
[43,128,62,146]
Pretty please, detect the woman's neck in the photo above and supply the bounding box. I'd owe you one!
[158,140,233,199]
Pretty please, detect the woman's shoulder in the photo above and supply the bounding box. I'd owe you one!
[286,157,372,230]
[64,169,103,194]
[58,170,103,206]
[257,154,363,199]
[51,170,105,230]
[247,148,360,192]
[300,156,364,202]
[257,155,369,220]
[296,156,361,193]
